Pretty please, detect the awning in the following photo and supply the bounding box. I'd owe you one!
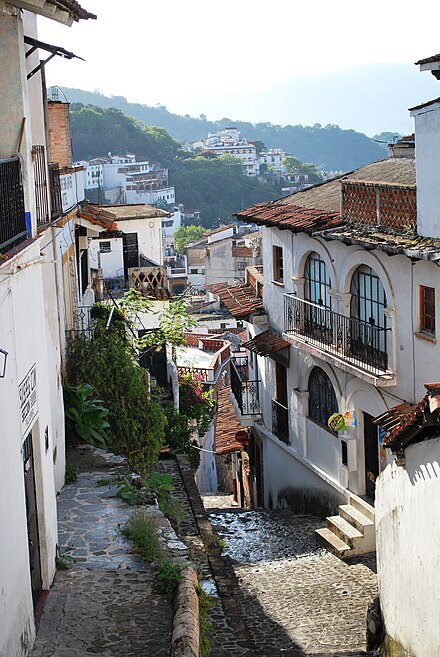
[243,330,289,356]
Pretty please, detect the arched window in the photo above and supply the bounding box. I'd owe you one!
[350,265,388,368]
[350,265,387,329]
[308,366,338,429]
[304,252,331,308]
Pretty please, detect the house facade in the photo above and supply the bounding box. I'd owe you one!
[215,87,440,555]
[0,1,95,655]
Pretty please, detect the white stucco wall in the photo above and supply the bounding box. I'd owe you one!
[89,237,124,280]
[195,421,217,493]
[376,438,440,656]
[120,216,163,266]
[412,101,440,238]
[253,224,440,502]
[0,242,59,657]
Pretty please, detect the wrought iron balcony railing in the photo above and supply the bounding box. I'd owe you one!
[48,162,62,219]
[230,360,260,416]
[32,145,50,228]
[284,294,390,375]
[272,399,289,444]
[0,157,27,254]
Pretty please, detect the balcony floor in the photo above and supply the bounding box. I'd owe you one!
[282,331,395,387]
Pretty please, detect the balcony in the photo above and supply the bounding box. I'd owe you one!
[48,162,62,218]
[0,157,27,254]
[284,294,392,379]
[230,359,260,417]
[272,399,289,444]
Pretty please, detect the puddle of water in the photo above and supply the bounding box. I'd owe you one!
[200,578,219,597]
[209,511,324,565]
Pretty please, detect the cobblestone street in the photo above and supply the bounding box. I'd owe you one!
[206,499,378,657]
[30,452,377,657]
[30,448,174,657]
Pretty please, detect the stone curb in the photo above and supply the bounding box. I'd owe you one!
[171,566,200,657]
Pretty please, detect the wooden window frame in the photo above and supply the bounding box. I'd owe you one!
[420,285,436,335]
[273,245,284,283]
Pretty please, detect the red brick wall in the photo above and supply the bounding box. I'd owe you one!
[342,181,416,230]
[47,101,72,168]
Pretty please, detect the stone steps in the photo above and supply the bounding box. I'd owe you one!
[315,497,375,558]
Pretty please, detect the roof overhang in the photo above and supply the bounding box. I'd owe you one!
[8,0,96,25]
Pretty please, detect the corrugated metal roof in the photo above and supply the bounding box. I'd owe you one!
[243,330,289,357]
[206,282,264,318]
[215,387,244,455]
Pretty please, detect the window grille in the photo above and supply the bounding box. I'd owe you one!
[305,252,331,308]
[308,366,338,429]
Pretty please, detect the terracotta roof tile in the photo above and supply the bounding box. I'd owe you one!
[374,383,440,447]
[243,330,289,357]
[235,202,343,234]
[409,97,440,112]
[206,282,264,318]
[215,387,244,455]
[79,204,116,230]
[48,0,96,20]
[415,54,440,65]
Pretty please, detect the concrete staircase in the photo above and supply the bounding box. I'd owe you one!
[315,496,375,558]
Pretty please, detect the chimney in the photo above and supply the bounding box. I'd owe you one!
[47,101,72,168]
[411,56,440,238]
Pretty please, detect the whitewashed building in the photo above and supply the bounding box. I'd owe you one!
[77,153,176,207]
[218,98,440,557]
[367,52,440,657]
[204,128,260,176]
[0,1,96,655]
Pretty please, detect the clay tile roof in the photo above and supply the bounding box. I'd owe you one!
[243,330,289,357]
[215,387,244,455]
[48,0,96,20]
[409,97,440,112]
[206,282,264,318]
[234,201,344,234]
[79,204,116,230]
[415,54,440,65]
[374,382,440,447]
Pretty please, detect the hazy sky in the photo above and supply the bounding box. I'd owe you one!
[38,0,440,132]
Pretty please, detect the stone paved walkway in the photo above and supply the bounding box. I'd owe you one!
[208,508,378,657]
[30,448,174,657]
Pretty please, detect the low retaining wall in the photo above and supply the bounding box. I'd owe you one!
[171,567,199,657]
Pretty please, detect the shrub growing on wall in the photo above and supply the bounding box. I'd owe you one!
[66,309,166,474]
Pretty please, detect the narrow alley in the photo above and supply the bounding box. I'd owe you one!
[30,447,378,657]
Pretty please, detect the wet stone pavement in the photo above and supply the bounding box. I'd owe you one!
[206,499,378,657]
[30,448,179,657]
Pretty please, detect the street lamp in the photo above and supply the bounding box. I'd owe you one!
[0,348,8,378]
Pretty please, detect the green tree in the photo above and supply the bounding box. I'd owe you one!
[171,155,278,227]
[174,225,207,253]
[282,155,322,183]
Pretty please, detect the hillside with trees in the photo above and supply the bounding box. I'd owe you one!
[69,105,279,226]
[62,88,385,171]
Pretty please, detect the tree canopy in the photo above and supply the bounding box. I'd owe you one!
[174,225,207,253]
[171,155,279,226]
[64,88,386,170]
[70,104,183,166]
